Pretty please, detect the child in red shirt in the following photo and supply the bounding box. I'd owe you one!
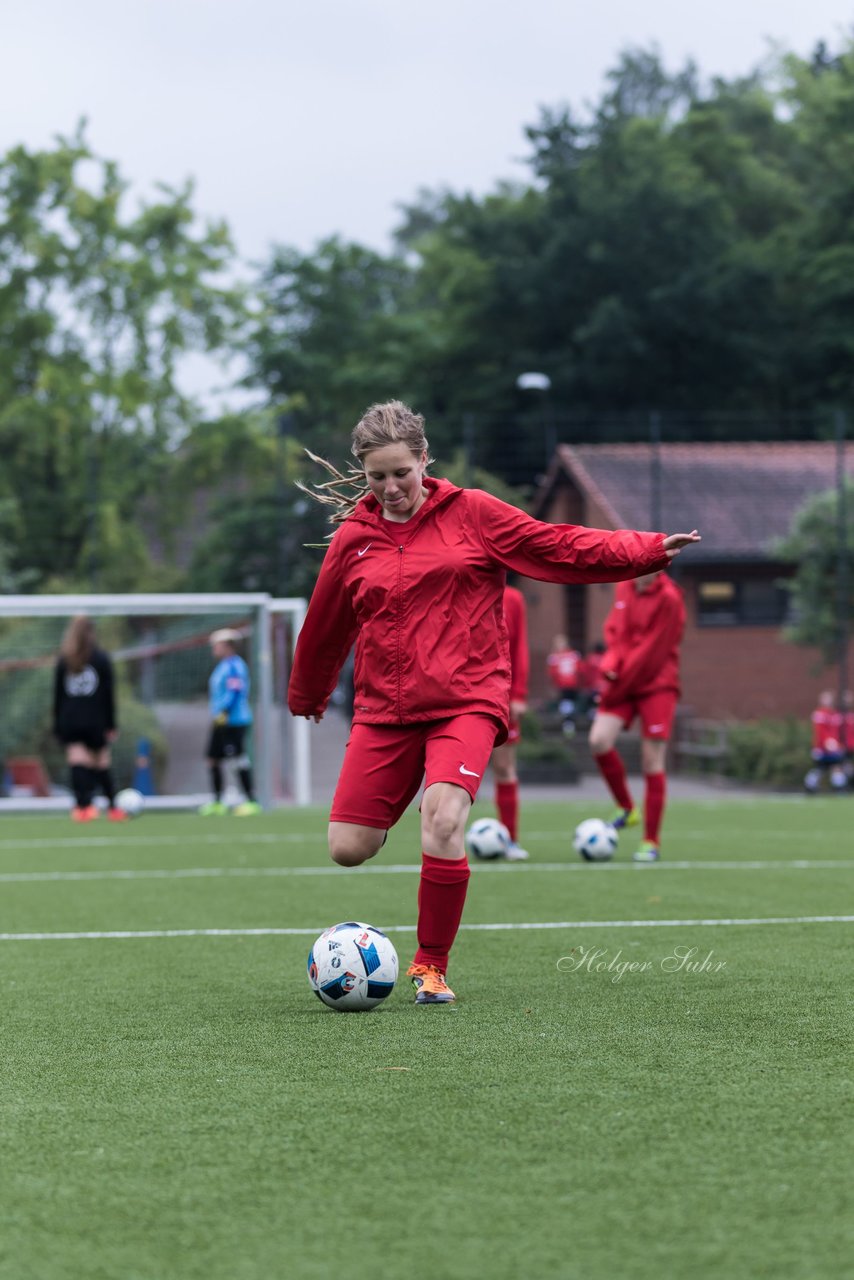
[546,636,581,697]
[805,690,847,793]
[546,635,582,732]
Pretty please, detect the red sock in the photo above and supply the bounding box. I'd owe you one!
[594,749,634,811]
[495,781,519,841]
[413,854,471,975]
[644,772,666,844]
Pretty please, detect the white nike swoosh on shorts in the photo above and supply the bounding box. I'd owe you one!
[459,764,480,777]
[357,544,372,556]
[648,724,664,733]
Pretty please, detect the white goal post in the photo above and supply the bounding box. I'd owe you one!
[269,597,310,806]
[0,593,311,810]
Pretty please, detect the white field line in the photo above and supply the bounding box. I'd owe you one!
[0,859,852,884]
[0,828,831,852]
[0,916,852,943]
[0,832,326,851]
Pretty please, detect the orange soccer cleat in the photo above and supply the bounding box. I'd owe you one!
[407,963,456,1005]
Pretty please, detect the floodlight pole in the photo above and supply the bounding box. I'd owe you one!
[650,410,662,532]
[835,410,849,708]
[516,372,553,466]
[462,413,476,488]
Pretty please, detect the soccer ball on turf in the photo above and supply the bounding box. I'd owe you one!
[307,922,399,1012]
[114,788,145,818]
[573,818,618,862]
[465,817,512,860]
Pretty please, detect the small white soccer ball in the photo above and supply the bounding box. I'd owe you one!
[573,817,618,862]
[307,922,399,1012]
[114,788,145,818]
[465,817,512,861]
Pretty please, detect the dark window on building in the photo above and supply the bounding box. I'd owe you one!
[697,581,738,626]
[697,578,788,627]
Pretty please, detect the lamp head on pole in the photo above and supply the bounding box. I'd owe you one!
[516,372,552,392]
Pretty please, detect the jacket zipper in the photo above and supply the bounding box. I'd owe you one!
[395,545,404,721]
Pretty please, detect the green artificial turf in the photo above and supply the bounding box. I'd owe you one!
[0,796,851,1280]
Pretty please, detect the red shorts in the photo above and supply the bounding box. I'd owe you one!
[506,717,521,745]
[330,714,500,830]
[597,689,678,741]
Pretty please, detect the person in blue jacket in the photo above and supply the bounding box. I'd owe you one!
[199,629,260,816]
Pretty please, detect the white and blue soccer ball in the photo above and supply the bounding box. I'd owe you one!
[114,787,145,817]
[307,922,399,1012]
[573,818,618,862]
[465,817,512,860]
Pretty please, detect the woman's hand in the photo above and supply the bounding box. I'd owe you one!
[662,530,701,559]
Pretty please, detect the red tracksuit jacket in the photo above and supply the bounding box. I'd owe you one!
[600,573,685,700]
[546,648,581,692]
[503,585,529,704]
[288,477,670,734]
[811,707,843,754]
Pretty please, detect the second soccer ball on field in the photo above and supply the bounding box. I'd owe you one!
[573,818,618,862]
[465,817,512,860]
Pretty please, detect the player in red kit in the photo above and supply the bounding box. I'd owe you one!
[489,584,530,860]
[804,690,847,793]
[588,571,686,862]
[289,401,700,1002]
[547,636,581,700]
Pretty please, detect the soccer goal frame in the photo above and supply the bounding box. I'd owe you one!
[0,593,311,809]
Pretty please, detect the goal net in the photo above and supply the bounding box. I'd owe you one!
[0,594,310,811]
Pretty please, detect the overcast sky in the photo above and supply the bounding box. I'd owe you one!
[4,1,852,266]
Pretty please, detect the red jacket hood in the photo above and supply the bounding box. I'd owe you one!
[345,476,462,531]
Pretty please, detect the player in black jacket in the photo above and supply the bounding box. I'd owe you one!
[53,615,126,821]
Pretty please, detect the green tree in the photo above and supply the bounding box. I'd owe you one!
[395,184,548,431]
[776,481,854,663]
[245,37,854,474]
[0,127,244,589]
[780,42,854,405]
[184,488,329,599]
[0,499,35,591]
[522,49,806,414]
[182,429,331,598]
[246,237,415,445]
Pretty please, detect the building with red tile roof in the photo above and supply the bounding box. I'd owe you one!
[525,442,852,721]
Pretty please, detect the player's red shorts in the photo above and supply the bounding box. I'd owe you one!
[597,689,678,740]
[506,716,521,745]
[330,714,499,829]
